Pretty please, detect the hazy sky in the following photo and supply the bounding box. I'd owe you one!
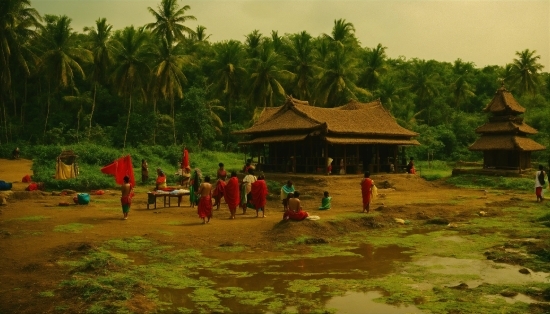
[32,0,550,69]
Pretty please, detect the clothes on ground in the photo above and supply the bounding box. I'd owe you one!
[318,196,332,210]
[0,181,13,191]
[224,177,240,212]
[361,178,374,206]
[22,175,31,183]
[197,195,213,218]
[101,155,136,187]
[251,180,268,210]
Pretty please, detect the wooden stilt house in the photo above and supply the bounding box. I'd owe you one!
[469,86,545,170]
[234,97,420,174]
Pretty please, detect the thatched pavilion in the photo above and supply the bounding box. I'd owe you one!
[468,86,545,171]
[234,97,420,174]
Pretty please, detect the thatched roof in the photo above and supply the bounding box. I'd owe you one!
[469,135,545,151]
[325,136,420,146]
[483,86,525,115]
[239,134,308,145]
[234,97,417,138]
[475,121,538,135]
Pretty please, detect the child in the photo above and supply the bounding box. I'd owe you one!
[318,191,332,210]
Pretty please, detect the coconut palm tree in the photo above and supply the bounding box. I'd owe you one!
[316,47,369,107]
[192,25,210,42]
[83,18,113,137]
[507,49,544,95]
[245,29,263,59]
[406,59,441,124]
[249,46,294,107]
[146,0,196,45]
[323,18,356,49]
[284,31,319,101]
[209,40,247,123]
[450,59,475,111]
[38,15,92,134]
[150,38,189,145]
[358,44,387,91]
[0,0,42,141]
[111,26,150,149]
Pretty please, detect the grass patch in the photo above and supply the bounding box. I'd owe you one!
[12,215,49,222]
[53,223,93,233]
[39,290,55,297]
[446,174,533,191]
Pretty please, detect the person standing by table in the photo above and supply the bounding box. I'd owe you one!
[141,159,149,184]
[155,168,167,190]
[197,175,213,224]
[121,175,133,220]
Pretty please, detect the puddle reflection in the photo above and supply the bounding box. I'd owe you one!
[326,291,423,314]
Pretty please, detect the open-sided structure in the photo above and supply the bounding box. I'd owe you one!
[234,97,420,174]
[469,86,545,170]
[55,150,79,180]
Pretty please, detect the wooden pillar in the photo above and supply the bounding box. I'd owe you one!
[343,145,347,174]
[356,145,359,174]
[257,145,261,172]
[393,146,398,173]
[376,145,380,173]
[293,142,296,173]
[325,141,329,176]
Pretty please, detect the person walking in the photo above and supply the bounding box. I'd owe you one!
[536,165,546,202]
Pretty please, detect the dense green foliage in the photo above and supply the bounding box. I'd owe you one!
[1,0,549,162]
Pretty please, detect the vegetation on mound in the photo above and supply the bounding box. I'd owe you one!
[446,174,534,191]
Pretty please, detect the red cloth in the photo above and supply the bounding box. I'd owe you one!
[536,187,543,197]
[283,209,309,221]
[121,195,132,205]
[251,180,268,209]
[101,155,136,187]
[22,175,31,183]
[224,177,240,211]
[198,195,213,218]
[182,149,189,170]
[213,179,226,200]
[361,178,373,205]
[156,175,166,185]
[26,182,38,191]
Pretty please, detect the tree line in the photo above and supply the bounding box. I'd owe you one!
[1,0,549,161]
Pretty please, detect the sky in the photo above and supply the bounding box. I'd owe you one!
[32,0,550,69]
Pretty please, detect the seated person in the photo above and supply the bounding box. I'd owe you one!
[283,191,309,221]
[155,168,167,190]
[318,191,332,210]
[406,157,416,174]
[12,147,20,159]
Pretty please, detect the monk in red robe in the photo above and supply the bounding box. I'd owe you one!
[283,191,309,221]
[251,175,268,217]
[213,163,227,210]
[361,171,374,213]
[197,175,213,224]
[224,171,240,219]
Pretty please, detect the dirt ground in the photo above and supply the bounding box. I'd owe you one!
[0,158,528,313]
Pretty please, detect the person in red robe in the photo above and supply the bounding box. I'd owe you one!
[224,171,240,219]
[197,176,213,224]
[283,191,309,221]
[213,179,226,211]
[251,175,268,217]
[361,171,374,213]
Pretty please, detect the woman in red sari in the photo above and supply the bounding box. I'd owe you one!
[251,175,268,218]
[224,171,240,219]
[361,171,374,213]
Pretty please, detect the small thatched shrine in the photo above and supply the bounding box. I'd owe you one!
[468,85,545,171]
[234,96,419,174]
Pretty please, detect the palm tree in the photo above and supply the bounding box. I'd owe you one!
[146,0,196,45]
[150,38,189,145]
[316,47,369,107]
[406,59,441,124]
[450,59,475,111]
[0,0,42,141]
[506,49,544,95]
[358,44,387,91]
[192,25,210,42]
[62,90,92,142]
[38,15,92,134]
[209,40,247,123]
[283,31,319,102]
[83,18,113,138]
[245,29,263,59]
[249,46,294,107]
[111,26,150,149]
[323,19,356,48]
[204,97,225,135]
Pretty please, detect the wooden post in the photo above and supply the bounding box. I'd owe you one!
[325,141,329,176]
[343,145,347,174]
[376,145,380,173]
[293,141,296,173]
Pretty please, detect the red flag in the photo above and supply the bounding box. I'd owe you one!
[101,155,136,187]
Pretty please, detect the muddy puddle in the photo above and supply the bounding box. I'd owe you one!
[157,244,415,312]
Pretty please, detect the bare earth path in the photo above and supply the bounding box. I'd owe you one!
[0,158,530,313]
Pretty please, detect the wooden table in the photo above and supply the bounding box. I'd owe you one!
[147,192,189,209]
